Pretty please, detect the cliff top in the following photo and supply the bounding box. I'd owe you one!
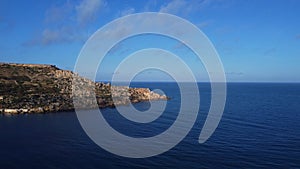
[0,62,58,69]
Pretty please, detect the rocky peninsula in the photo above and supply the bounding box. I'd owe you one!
[0,63,168,115]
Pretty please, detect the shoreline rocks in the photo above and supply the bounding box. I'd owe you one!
[0,63,168,115]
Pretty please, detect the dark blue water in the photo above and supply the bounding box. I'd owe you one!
[0,83,299,168]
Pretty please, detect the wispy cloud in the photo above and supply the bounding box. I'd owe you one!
[226,72,244,76]
[159,0,210,16]
[24,0,225,46]
[196,20,212,29]
[25,0,106,46]
[24,26,88,46]
[42,27,79,45]
[159,0,187,14]
[41,28,71,45]
[118,7,135,17]
[76,0,106,26]
[44,1,73,25]
[264,47,277,57]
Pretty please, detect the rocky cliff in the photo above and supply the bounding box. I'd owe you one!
[0,63,168,115]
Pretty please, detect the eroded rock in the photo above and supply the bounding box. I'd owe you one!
[0,63,168,115]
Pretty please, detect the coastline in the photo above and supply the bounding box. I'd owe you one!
[0,63,168,115]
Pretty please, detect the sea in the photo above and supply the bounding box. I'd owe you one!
[0,83,299,169]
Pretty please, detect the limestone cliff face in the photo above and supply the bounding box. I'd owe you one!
[0,63,168,115]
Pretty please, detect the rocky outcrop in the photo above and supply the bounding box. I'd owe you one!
[0,63,168,115]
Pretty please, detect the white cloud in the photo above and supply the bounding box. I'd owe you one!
[119,7,135,17]
[42,29,61,44]
[159,0,187,14]
[24,26,88,46]
[196,20,212,28]
[159,0,209,15]
[44,1,73,24]
[25,0,106,46]
[76,0,106,26]
[41,27,74,45]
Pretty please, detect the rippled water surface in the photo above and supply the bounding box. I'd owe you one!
[0,83,299,168]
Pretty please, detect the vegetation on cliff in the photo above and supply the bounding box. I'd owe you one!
[0,63,167,115]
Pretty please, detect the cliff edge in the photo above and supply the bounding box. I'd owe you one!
[0,63,168,115]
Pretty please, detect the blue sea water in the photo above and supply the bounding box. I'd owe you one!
[0,83,299,168]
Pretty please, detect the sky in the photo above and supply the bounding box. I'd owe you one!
[0,0,299,82]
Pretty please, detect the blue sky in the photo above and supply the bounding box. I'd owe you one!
[0,0,299,82]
